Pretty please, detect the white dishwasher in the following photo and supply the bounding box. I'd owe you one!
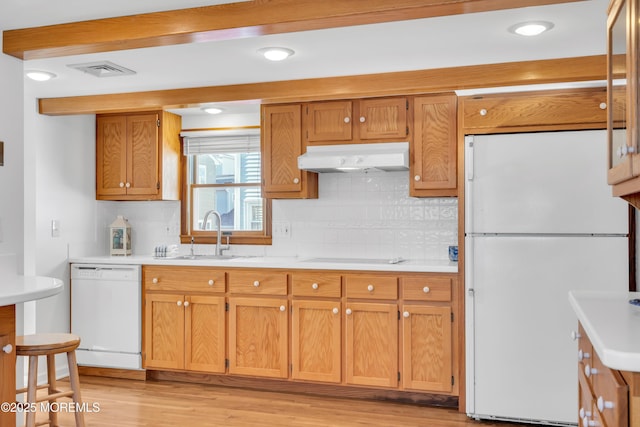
[71,264,142,369]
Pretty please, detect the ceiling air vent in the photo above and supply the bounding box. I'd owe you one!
[67,61,136,78]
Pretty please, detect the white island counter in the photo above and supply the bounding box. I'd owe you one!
[569,290,640,372]
[0,275,64,426]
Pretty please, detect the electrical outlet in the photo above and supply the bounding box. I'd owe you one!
[273,221,291,238]
[51,219,60,238]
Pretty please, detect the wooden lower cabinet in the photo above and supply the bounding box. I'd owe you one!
[144,293,225,373]
[142,266,458,403]
[228,297,288,378]
[291,300,341,383]
[0,305,16,427]
[345,302,398,388]
[401,304,452,392]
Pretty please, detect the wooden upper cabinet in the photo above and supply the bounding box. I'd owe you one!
[358,97,408,140]
[262,104,318,199]
[305,97,408,145]
[410,94,457,197]
[96,110,181,201]
[306,101,353,142]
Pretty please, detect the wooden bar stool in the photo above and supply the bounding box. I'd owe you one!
[16,333,85,427]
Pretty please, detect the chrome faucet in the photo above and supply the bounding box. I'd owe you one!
[201,210,229,256]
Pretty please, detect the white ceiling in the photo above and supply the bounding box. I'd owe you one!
[1,0,609,116]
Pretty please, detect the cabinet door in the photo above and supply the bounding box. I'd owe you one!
[345,302,398,388]
[359,97,407,140]
[185,295,226,373]
[228,297,288,378]
[127,113,160,196]
[411,94,457,197]
[0,306,15,427]
[306,101,352,142]
[96,115,128,197]
[263,104,317,198]
[292,300,341,383]
[144,293,185,370]
[401,305,452,392]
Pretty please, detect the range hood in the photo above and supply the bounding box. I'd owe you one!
[297,142,409,173]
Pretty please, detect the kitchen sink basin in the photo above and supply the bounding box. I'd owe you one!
[169,254,241,260]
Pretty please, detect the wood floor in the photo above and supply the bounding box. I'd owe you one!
[44,375,532,427]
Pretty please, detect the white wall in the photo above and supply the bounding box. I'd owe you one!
[0,38,24,267]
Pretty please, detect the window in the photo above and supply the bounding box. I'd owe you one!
[181,129,270,244]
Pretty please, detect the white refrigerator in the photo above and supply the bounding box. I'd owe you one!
[465,130,629,425]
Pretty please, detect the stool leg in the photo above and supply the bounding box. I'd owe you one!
[46,354,58,427]
[24,355,38,427]
[66,350,85,427]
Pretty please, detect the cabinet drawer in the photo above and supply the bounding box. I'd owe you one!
[291,272,341,297]
[228,270,287,295]
[402,276,452,302]
[345,275,398,300]
[144,266,225,293]
[591,350,628,427]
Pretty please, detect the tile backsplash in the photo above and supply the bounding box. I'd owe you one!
[95,171,457,261]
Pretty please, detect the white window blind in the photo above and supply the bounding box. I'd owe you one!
[184,134,260,155]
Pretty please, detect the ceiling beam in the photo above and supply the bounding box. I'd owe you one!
[4,0,583,60]
[38,55,607,116]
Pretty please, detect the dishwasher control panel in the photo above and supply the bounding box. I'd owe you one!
[71,264,141,281]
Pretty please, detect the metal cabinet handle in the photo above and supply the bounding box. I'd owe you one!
[253,281,260,287]
[2,344,12,354]
[367,284,374,292]
[571,331,581,341]
[359,116,366,123]
[208,280,215,286]
[184,301,190,307]
[344,117,350,123]
[119,182,125,188]
[279,305,286,312]
[414,175,421,181]
[403,311,410,318]
[293,178,300,184]
[177,301,182,306]
[423,286,430,293]
[312,283,319,290]
[125,182,131,188]
[152,278,159,284]
[332,308,339,315]
[346,308,352,315]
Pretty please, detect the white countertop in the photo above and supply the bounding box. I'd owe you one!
[0,275,64,306]
[569,290,640,372]
[68,255,458,273]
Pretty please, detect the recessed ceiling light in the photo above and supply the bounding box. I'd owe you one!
[508,21,554,37]
[201,107,224,115]
[258,47,295,61]
[25,70,56,82]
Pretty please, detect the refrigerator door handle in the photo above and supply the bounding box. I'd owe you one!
[465,135,474,181]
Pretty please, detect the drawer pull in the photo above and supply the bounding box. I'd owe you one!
[584,364,598,377]
[346,308,352,315]
[177,300,182,306]
[184,301,190,307]
[582,417,598,427]
[579,408,592,419]
[2,344,12,354]
[253,281,260,287]
[152,278,159,284]
[578,349,590,361]
[597,396,614,412]
[367,284,374,292]
[279,305,286,312]
[571,330,581,341]
[332,308,339,315]
[208,280,215,286]
[423,286,430,293]
[403,311,410,318]
[312,283,319,290]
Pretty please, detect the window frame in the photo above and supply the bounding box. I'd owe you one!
[179,132,272,245]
